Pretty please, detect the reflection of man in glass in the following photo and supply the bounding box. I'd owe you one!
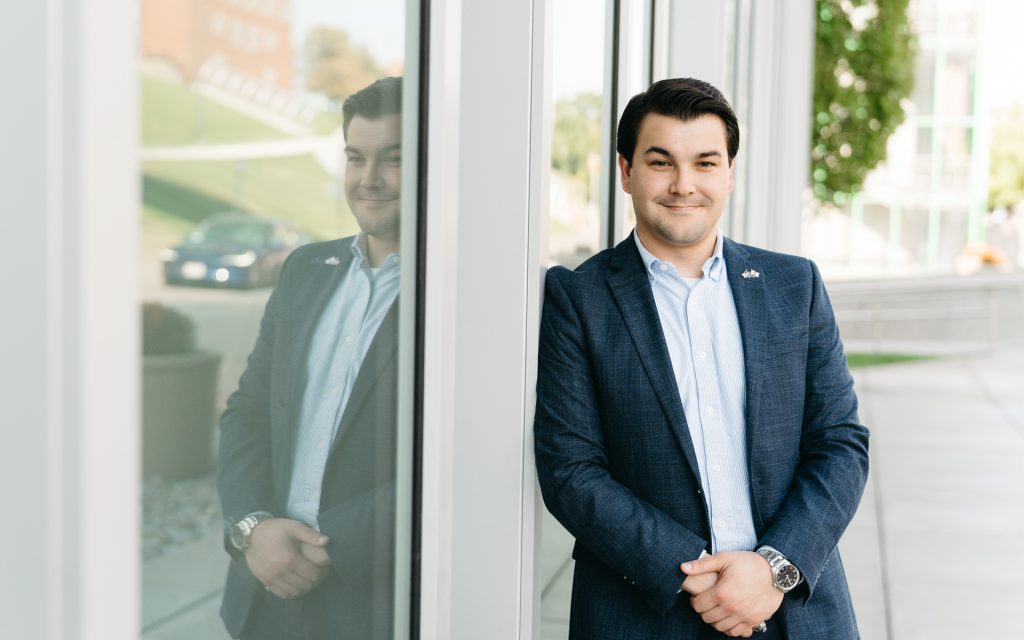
[218,77,402,640]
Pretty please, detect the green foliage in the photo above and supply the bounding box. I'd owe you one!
[303,27,383,108]
[552,93,602,189]
[811,0,916,204]
[989,104,1024,210]
[142,303,196,355]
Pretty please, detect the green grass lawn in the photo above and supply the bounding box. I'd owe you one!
[142,75,291,146]
[141,74,359,257]
[846,353,935,368]
[143,156,359,246]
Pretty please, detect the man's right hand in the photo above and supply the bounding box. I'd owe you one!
[244,518,331,599]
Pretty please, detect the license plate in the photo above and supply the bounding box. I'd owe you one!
[181,261,208,280]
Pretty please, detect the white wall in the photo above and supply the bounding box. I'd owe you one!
[1,1,139,638]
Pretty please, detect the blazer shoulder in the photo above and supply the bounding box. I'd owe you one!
[726,238,815,280]
[544,247,616,301]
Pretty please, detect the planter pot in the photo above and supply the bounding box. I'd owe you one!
[142,350,222,479]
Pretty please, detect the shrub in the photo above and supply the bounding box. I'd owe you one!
[142,302,197,355]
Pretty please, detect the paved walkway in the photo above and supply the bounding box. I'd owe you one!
[540,346,1024,639]
[143,347,1024,638]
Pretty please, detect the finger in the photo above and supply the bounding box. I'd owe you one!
[681,572,717,595]
[712,615,742,633]
[289,556,327,584]
[682,554,725,575]
[277,570,315,595]
[287,522,330,546]
[725,622,754,638]
[696,603,730,625]
[300,542,332,567]
[266,582,299,600]
[726,623,753,638]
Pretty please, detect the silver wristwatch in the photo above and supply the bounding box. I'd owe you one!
[229,512,274,551]
[756,547,801,593]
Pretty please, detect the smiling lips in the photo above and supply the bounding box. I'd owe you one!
[659,199,706,211]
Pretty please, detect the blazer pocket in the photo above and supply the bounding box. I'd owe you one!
[767,330,808,359]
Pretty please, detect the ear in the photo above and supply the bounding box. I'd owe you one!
[727,158,735,193]
[617,154,632,194]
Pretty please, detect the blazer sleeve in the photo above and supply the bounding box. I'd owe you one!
[534,268,708,616]
[217,252,296,525]
[758,260,869,599]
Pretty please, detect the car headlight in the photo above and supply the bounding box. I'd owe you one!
[224,251,257,267]
[159,249,179,262]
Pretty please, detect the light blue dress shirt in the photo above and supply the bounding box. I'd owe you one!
[285,234,400,528]
[634,230,756,553]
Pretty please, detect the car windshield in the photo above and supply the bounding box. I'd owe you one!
[185,221,272,246]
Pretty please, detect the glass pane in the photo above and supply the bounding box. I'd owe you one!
[139,1,418,637]
[547,0,608,269]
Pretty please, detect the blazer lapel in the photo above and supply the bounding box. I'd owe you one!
[606,238,703,486]
[723,239,769,524]
[276,239,355,474]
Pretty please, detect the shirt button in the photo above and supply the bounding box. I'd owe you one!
[344,335,354,344]
[658,263,670,272]
[699,350,707,360]
[317,440,326,450]
[330,387,338,396]
[712,464,722,473]
[705,407,715,417]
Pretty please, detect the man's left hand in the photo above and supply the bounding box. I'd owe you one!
[682,551,783,637]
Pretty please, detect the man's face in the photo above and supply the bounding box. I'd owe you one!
[618,113,734,252]
[344,114,402,240]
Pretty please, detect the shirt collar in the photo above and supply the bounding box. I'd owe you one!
[351,232,400,269]
[632,229,726,283]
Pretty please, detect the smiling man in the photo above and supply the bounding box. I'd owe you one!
[534,78,869,639]
[218,77,402,640]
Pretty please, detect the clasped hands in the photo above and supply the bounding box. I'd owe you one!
[679,551,783,638]
[244,518,332,600]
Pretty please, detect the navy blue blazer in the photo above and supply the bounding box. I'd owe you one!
[218,237,397,639]
[534,236,869,639]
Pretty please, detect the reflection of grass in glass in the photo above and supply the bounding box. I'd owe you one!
[846,353,935,368]
[142,75,291,146]
[142,156,359,247]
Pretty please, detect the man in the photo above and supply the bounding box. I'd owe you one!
[534,78,869,639]
[218,77,402,640]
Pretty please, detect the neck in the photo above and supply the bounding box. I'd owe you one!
[365,233,399,268]
[637,229,717,278]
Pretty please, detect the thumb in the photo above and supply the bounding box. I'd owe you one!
[681,553,725,575]
[288,522,330,546]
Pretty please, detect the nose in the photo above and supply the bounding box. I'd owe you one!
[361,161,385,189]
[670,167,695,195]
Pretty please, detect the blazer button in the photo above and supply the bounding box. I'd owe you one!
[696,488,703,495]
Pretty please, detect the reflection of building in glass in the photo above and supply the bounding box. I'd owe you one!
[806,0,990,278]
[141,0,293,89]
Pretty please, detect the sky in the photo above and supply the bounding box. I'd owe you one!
[292,0,406,69]
[984,0,1024,109]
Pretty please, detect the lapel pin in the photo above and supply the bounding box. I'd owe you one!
[741,268,760,279]
[324,256,341,266]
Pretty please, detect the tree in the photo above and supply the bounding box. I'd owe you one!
[551,93,602,194]
[811,0,916,204]
[303,27,382,109]
[989,104,1024,211]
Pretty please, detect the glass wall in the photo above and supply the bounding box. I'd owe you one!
[139,1,419,637]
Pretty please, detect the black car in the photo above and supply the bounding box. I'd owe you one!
[161,212,308,288]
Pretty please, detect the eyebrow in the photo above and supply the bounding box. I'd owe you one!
[345,143,402,155]
[642,146,723,160]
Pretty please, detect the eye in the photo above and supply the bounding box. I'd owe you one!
[384,155,401,167]
[346,155,366,166]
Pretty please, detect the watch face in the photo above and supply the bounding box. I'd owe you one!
[230,522,247,550]
[776,564,800,590]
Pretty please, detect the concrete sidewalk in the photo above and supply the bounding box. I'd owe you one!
[540,346,1024,639]
[142,347,1024,638]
